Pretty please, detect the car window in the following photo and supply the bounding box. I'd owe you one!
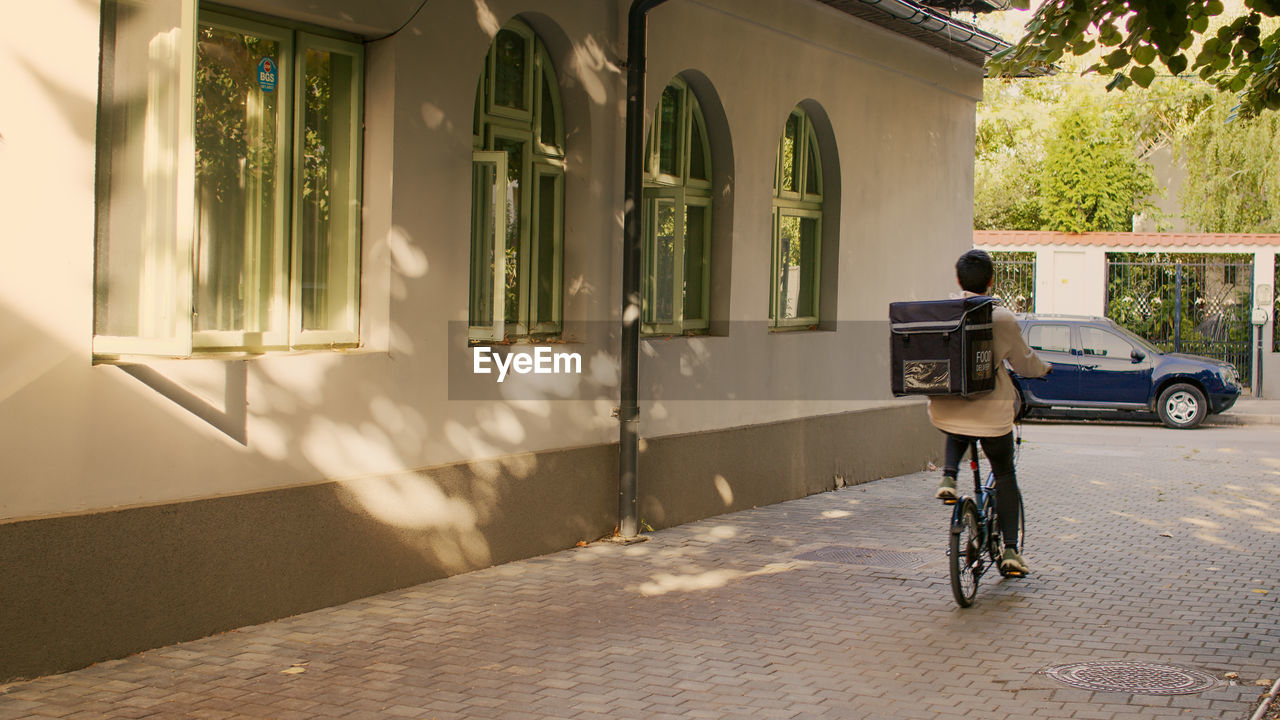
[1027,324,1071,353]
[1109,323,1162,356]
[1080,327,1133,358]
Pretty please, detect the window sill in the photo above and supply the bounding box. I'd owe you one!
[93,343,369,365]
[641,330,713,340]
[467,335,574,349]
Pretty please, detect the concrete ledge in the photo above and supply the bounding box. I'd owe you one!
[640,402,940,529]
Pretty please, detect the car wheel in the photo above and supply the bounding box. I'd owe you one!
[1157,383,1207,429]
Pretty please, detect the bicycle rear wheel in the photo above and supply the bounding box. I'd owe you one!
[949,500,981,607]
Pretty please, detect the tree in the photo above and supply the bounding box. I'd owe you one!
[989,0,1280,118]
[973,78,1056,230]
[1177,91,1280,231]
[1037,101,1158,232]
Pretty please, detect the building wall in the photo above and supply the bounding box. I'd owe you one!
[0,0,980,680]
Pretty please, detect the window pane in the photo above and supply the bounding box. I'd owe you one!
[300,45,358,333]
[658,85,681,176]
[473,73,483,139]
[493,29,526,111]
[684,204,706,322]
[781,113,800,193]
[647,199,677,325]
[798,218,817,318]
[534,173,558,325]
[1081,327,1132,358]
[194,23,283,334]
[777,216,800,319]
[689,108,708,182]
[470,161,498,327]
[805,130,821,196]
[539,65,557,147]
[1028,325,1071,353]
[94,0,195,350]
[777,215,816,320]
[493,138,525,325]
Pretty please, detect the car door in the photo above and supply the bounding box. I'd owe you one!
[1076,325,1153,405]
[1021,322,1082,403]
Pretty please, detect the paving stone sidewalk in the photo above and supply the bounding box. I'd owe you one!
[1,424,1276,719]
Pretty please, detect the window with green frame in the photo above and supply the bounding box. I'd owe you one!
[769,108,824,329]
[93,0,363,357]
[470,20,564,342]
[641,77,712,335]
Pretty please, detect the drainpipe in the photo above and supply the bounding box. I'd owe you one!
[620,0,670,539]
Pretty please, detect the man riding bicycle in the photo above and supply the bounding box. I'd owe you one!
[929,249,1050,576]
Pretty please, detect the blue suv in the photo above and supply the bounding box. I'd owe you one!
[1011,314,1242,429]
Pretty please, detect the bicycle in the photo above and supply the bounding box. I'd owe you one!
[944,434,1025,608]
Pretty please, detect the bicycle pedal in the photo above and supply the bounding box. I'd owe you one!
[940,498,957,506]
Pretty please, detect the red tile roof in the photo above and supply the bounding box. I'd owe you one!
[974,230,1280,248]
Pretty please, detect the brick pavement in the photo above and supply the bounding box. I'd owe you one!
[0,424,1276,719]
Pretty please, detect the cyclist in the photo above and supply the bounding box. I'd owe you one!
[930,249,1050,576]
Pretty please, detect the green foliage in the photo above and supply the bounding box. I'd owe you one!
[1037,103,1158,232]
[1106,253,1198,341]
[973,79,1060,230]
[989,251,1036,312]
[973,152,1044,230]
[1177,92,1280,231]
[1106,253,1254,349]
[194,27,279,204]
[991,0,1280,118]
[975,54,1280,233]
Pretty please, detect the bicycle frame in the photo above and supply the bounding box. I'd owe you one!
[947,434,1025,607]
[949,440,1001,575]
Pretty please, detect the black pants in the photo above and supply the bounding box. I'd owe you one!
[942,432,1021,549]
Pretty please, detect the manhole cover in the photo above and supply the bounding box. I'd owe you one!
[796,546,930,569]
[1041,662,1219,695]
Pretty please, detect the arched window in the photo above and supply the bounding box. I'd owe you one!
[470,19,564,341]
[642,77,712,335]
[770,107,823,328]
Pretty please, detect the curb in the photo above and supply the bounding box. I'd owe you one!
[1205,414,1280,427]
[1250,676,1280,720]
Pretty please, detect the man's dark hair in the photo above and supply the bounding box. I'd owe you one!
[956,249,994,294]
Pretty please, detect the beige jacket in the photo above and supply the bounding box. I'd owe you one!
[927,295,1050,438]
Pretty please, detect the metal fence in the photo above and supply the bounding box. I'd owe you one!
[991,251,1036,313]
[1105,253,1254,384]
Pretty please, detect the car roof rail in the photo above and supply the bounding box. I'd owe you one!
[1016,313,1106,321]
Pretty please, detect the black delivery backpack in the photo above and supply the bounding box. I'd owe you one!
[889,296,997,397]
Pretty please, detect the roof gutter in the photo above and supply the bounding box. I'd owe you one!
[852,0,1010,57]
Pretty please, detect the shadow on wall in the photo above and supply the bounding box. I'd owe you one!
[0,4,637,681]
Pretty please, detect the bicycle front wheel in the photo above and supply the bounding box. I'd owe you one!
[949,500,981,607]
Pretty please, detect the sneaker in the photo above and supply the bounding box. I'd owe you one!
[935,476,957,502]
[1001,548,1029,576]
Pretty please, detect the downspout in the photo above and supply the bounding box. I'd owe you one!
[619,0,670,539]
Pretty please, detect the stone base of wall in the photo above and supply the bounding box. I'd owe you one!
[0,402,937,682]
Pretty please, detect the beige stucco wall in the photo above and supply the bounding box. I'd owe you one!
[0,0,980,519]
[0,0,987,679]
